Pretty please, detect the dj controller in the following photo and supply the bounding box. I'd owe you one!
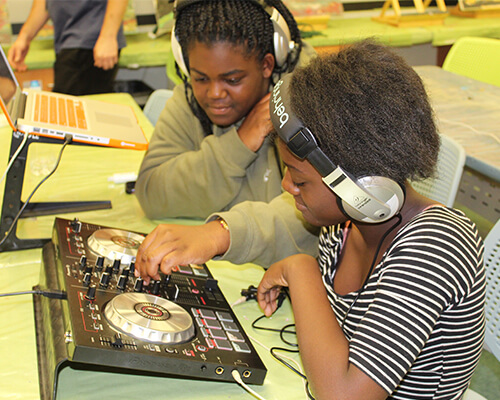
[34,218,267,400]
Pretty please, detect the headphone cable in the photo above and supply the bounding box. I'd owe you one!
[341,213,403,329]
[249,315,315,399]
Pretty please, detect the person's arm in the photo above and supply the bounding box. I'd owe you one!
[135,86,267,219]
[257,209,484,399]
[93,0,128,70]
[7,0,49,71]
[134,190,319,281]
[212,191,319,266]
[257,254,389,400]
[135,219,230,284]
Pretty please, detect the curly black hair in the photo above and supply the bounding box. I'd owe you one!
[289,39,440,184]
[174,0,302,135]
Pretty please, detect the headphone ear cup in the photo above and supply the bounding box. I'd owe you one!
[269,8,293,67]
[171,26,189,77]
[338,176,405,223]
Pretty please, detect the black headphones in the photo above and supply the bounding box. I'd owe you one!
[170,0,295,77]
[270,74,405,224]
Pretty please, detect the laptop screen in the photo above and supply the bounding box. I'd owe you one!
[0,49,19,108]
[0,45,148,150]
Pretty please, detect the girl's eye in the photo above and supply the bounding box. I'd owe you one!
[294,181,305,188]
[226,78,241,85]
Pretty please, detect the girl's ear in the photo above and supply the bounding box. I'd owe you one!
[262,53,275,79]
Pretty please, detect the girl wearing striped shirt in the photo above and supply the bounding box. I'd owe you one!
[257,40,485,400]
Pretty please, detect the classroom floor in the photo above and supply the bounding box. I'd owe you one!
[469,350,500,399]
[453,172,499,399]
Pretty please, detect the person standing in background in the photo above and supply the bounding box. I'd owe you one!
[8,0,127,95]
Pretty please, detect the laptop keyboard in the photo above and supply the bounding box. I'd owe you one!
[33,93,88,130]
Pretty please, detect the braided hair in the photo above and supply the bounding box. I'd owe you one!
[174,0,302,135]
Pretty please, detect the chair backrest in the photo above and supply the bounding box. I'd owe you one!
[484,218,500,362]
[143,89,174,126]
[411,134,466,207]
[442,37,500,88]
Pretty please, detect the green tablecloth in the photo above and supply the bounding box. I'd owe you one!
[426,15,500,46]
[3,15,500,70]
[0,93,307,400]
[305,15,432,48]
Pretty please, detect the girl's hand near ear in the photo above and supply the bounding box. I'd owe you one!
[237,93,273,152]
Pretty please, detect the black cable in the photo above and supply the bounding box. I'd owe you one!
[279,323,298,347]
[251,289,294,336]
[341,213,403,329]
[252,311,316,399]
[270,344,316,399]
[0,134,73,248]
[0,289,67,299]
[252,215,403,399]
[270,346,301,375]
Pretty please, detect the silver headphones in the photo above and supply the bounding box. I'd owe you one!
[170,0,295,77]
[270,74,405,224]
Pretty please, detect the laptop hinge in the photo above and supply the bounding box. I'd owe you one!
[8,89,26,124]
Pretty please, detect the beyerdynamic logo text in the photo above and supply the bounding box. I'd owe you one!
[353,196,370,209]
[272,79,289,129]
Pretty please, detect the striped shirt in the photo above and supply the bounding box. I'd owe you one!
[318,206,485,399]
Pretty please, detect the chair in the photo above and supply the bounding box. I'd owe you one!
[464,219,500,400]
[411,134,466,207]
[143,89,174,126]
[483,219,500,362]
[442,37,500,88]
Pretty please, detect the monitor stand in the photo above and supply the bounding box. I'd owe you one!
[0,131,111,252]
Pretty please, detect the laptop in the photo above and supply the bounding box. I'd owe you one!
[0,46,148,150]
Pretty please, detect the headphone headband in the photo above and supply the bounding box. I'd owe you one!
[271,76,336,176]
[171,0,294,76]
[270,74,405,223]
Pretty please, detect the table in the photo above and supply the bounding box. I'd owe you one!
[415,66,500,180]
[4,15,500,68]
[0,93,307,400]
[414,66,500,237]
[3,14,500,90]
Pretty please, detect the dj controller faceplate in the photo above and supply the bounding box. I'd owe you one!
[34,218,267,399]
